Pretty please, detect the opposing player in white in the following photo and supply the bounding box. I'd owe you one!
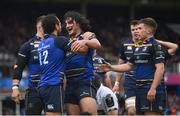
[95,76,119,115]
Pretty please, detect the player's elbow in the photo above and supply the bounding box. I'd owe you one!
[169,44,178,56]
[95,41,101,49]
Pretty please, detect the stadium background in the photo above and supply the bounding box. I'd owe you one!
[0,0,180,115]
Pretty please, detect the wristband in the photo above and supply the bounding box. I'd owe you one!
[12,85,19,90]
[114,81,119,86]
[12,83,19,90]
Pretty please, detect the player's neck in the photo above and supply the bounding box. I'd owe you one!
[145,35,154,41]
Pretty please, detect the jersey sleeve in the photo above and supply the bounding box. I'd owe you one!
[153,44,166,64]
[54,36,74,52]
[118,43,126,61]
[13,42,30,80]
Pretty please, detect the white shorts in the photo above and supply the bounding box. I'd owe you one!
[125,96,136,109]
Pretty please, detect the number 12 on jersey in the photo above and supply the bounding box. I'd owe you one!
[39,50,49,65]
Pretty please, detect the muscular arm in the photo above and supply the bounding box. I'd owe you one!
[12,42,29,103]
[71,32,101,53]
[150,63,165,90]
[100,62,134,73]
[156,40,178,55]
[55,36,88,54]
[82,32,101,49]
[112,59,125,92]
[13,42,29,84]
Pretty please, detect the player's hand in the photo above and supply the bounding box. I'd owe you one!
[99,61,112,72]
[112,85,120,93]
[71,40,87,52]
[11,89,21,103]
[82,32,94,40]
[147,88,156,102]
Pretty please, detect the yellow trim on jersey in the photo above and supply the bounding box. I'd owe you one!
[65,68,86,72]
[136,79,153,82]
[126,74,134,76]
[34,41,40,44]
[31,80,40,82]
[136,83,152,86]
[124,44,153,47]
[66,73,84,78]
[31,74,40,77]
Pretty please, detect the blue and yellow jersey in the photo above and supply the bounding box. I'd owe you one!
[65,33,94,81]
[118,39,136,88]
[38,35,72,87]
[130,37,166,93]
[16,35,41,87]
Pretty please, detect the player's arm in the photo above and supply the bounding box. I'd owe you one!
[100,62,133,73]
[81,32,101,49]
[71,32,101,52]
[104,72,113,89]
[113,59,125,92]
[156,39,178,55]
[147,44,165,102]
[12,42,29,103]
[55,36,88,54]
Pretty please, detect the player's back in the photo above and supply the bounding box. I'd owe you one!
[38,35,66,87]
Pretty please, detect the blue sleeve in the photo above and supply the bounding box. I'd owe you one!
[118,43,126,61]
[153,44,166,64]
[54,36,74,52]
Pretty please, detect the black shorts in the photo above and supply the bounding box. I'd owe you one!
[25,87,43,115]
[38,85,64,113]
[64,78,97,105]
[136,92,167,114]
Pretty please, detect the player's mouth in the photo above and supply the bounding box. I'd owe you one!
[68,28,73,35]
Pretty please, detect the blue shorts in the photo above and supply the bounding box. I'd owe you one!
[124,86,136,99]
[64,78,97,105]
[38,85,64,113]
[25,87,43,115]
[136,92,167,114]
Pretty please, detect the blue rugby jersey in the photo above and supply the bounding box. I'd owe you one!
[118,39,136,89]
[129,37,166,93]
[65,33,95,81]
[17,35,41,87]
[38,35,72,87]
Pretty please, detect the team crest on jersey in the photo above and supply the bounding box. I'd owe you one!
[135,47,139,51]
[127,46,132,50]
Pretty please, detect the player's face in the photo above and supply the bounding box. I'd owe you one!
[136,23,149,40]
[130,25,139,40]
[65,17,79,37]
[37,21,43,34]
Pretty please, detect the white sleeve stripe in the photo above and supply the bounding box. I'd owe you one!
[18,53,26,57]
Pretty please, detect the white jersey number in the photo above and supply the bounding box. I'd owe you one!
[39,50,49,65]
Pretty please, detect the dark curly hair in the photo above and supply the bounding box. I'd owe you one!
[64,11,91,32]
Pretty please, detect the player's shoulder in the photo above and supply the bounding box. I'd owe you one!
[56,36,68,40]
[123,39,134,44]
[148,37,159,44]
